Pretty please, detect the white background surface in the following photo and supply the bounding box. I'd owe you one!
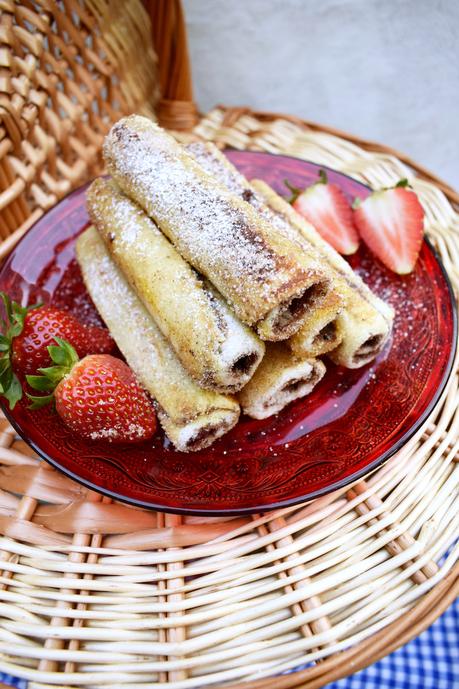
[183,0,459,189]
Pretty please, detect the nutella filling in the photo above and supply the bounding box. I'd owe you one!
[281,377,305,394]
[185,417,237,451]
[231,352,259,376]
[313,319,338,345]
[185,425,219,451]
[279,365,323,397]
[271,280,329,335]
[352,334,385,364]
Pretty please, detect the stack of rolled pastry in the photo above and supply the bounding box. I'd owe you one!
[77,115,394,450]
[187,142,394,368]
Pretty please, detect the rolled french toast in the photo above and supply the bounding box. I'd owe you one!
[76,226,240,452]
[238,344,326,420]
[187,141,344,358]
[186,141,393,367]
[251,180,394,368]
[86,178,264,393]
[103,115,331,341]
[289,290,344,358]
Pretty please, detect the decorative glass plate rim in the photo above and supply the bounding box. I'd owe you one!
[0,152,457,515]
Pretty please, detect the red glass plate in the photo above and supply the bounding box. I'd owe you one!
[0,152,456,515]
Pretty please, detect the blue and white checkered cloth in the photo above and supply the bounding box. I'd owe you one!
[0,599,457,688]
[329,598,459,689]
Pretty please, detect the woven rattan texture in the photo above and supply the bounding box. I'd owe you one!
[0,0,158,257]
[0,107,457,688]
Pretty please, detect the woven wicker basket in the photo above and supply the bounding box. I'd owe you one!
[0,3,458,688]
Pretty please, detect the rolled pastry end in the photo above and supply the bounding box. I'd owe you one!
[215,350,263,391]
[251,177,395,365]
[256,278,331,341]
[203,347,264,393]
[238,345,326,420]
[87,177,264,395]
[329,311,391,369]
[200,284,265,392]
[347,332,387,367]
[288,290,344,358]
[159,406,240,452]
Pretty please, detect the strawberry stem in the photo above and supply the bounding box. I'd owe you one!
[318,169,328,184]
[381,178,411,191]
[0,292,41,409]
[283,179,303,204]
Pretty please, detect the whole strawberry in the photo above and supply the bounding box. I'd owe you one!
[0,293,114,409]
[353,179,424,274]
[285,170,359,255]
[27,338,156,443]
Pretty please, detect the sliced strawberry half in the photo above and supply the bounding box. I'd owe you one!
[353,179,424,274]
[285,170,359,255]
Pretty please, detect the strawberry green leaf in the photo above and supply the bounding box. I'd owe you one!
[318,169,328,184]
[3,374,23,410]
[47,345,69,366]
[12,302,32,317]
[26,374,57,392]
[26,392,55,410]
[36,365,69,384]
[25,337,79,399]
[0,365,13,391]
[0,356,11,377]
[0,293,13,324]
[8,319,24,339]
[48,337,79,368]
[11,306,27,331]
[352,197,362,209]
[0,293,43,410]
[0,293,41,344]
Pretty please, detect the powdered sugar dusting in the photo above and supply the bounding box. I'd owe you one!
[186,143,394,363]
[103,116,318,324]
[87,179,264,391]
[186,142,251,196]
[76,228,240,451]
[186,142,326,254]
[187,143,394,336]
